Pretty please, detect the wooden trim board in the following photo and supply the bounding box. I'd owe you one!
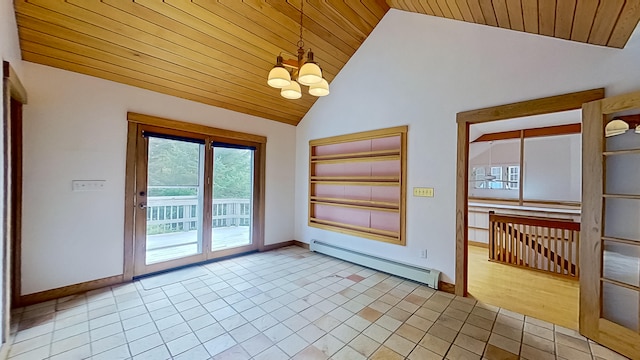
[580,99,605,338]
[455,121,469,296]
[123,122,137,282]
[309,125,408,146]
[292,240,310,249]
[17,275,124,307]
[468,241,489,248]
[2,62,27,104]
[3,61,27,346]
[259,240,294,252]
[473,123,581,142]
[457,88,604,124]
[127,112,267,144]
[438,281,456,294]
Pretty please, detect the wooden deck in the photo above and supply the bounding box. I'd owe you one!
[467,244,580,329]
[146,226,250,264]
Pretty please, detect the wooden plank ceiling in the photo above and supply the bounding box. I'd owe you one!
[14,1,640,126]
[387,0,640,49]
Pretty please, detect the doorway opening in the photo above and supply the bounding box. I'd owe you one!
[466,114,582,329]
[454,89,605,325]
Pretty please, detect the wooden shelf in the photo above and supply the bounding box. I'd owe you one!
[601,236,640,246]
[311,149,400,161]
[310,196,399,209]
[309,127,406,245]
[310,176,399,183]
[602,194,640,200]
[603,148,640,156]
[309,218,400,243]
[311,154,400,164]
[311,200,399,213]
[310,180,400,186]
[600,277,640,292]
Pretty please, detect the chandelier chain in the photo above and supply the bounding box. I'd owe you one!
[298,0,304,48]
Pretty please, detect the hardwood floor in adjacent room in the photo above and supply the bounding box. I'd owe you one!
[467,244,580,330]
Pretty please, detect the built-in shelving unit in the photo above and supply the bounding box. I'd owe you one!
[308,126,407,245]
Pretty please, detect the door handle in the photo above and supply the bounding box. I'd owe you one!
[138,202,147,209]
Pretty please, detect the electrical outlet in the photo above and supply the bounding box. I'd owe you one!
[72,180,106,192]
[413,187,434,197]
[420,249,427,259]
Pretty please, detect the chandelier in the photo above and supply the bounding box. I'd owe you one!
[267,1,329,99]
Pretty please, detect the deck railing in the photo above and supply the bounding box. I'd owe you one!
[146,196,250,234]
[489,211,580,278]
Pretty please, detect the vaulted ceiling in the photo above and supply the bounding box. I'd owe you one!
[14,1,640,126]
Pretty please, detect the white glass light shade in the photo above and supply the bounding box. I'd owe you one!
[605,119,629,137]
[309,78,330,97]
[281,80,302,99]
[298,62,322,86]
[267,66,291,88]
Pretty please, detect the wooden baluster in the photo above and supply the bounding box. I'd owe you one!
[557,228,562,275]
[568,229,573,276]
[524,224,529,267]
[527,225,533,267]
[544,227,548,272]
[517,224,521,266]
[575,230,580,277]
[500,222,505,263]
[560,229,571,275]
[533,226,540,269]
[552,228,558,274]
[558,228,563,275]
[520,224,525,266]
[515,223,519,265]
[549,227,554,273]
[529,225,533,267]
[497,222,501,262]
[508,222,512,264]
[513,223,517,265]
[489,218,494,260]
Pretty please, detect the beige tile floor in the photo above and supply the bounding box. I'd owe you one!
[7,246,630,360]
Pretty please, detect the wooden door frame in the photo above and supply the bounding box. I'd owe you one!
[123,113,267,280]
[454,88,605,296]
[2,61,27,346]
[581,90,640,359]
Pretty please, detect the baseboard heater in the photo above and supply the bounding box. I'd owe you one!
[309,240,441,289]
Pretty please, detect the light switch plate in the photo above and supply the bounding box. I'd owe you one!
[72,180,106,191]
[413,187,434,197]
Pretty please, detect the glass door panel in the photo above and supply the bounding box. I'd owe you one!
[211,144,254,251]
[146,136,205,264]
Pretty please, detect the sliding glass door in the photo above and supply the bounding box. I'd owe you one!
[211,143,255,251]
[132,126,260,276]
[145,135,205,265]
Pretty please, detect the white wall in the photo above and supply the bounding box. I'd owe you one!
[295,9,640,283]
[524,134,581,202]
[20,62,296,295]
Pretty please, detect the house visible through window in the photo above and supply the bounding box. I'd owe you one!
[472,165,520,190]
[490,166,503,189]
[507,166,520,190]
